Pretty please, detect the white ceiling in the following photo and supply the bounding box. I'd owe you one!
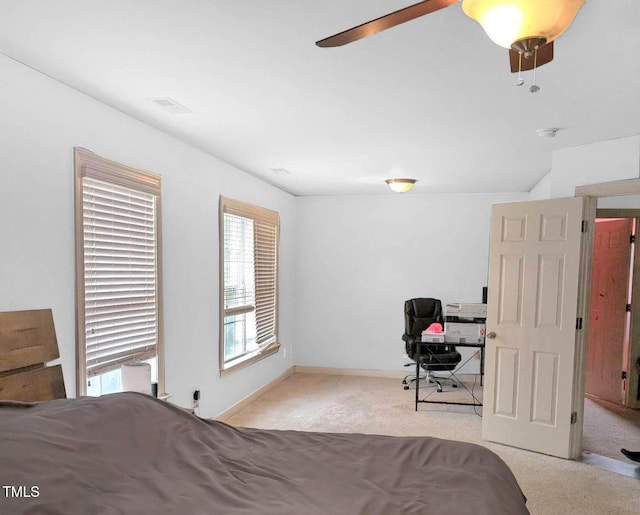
[1,1,639,196]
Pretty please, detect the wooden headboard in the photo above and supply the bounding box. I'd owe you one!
[0,309,66,401]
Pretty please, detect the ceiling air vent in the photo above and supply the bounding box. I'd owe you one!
[268,168,291,175]
[148,97,193,114]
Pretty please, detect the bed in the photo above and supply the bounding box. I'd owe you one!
[0,310,529,514]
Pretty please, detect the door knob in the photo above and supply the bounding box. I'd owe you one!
[486,331,496,339]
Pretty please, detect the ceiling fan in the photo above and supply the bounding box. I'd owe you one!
[316,0,585,75]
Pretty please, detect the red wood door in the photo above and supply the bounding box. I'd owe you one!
[585,218,633,405]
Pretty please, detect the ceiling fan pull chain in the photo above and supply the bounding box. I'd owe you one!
[515,52,525,87]
[529,47,540,93]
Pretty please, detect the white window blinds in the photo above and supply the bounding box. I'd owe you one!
[74,148,163,395]
[82,178,158,377]
[254,220,277,345]
[220,197,279,372]
[223,214,255,315]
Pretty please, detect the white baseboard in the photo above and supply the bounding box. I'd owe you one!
[215,366,295,422]
[294,366,408,379]
[294,366,483,385]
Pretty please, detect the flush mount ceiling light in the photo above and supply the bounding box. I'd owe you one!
[385,178,416,193]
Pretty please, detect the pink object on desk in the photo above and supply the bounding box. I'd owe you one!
[424,322,443,334]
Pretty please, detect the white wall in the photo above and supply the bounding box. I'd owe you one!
[529,170,552,200]
[528,136,640,199]
[0,55,296,417]
[294,193,527,372]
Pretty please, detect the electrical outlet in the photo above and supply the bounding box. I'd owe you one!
[283,347,287,359]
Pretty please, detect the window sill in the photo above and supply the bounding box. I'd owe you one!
[220,341,281,377]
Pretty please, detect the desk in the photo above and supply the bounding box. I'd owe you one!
[414,338,485,411]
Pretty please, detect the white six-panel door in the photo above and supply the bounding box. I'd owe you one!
[482,197,584,458]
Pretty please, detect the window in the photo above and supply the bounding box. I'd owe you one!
[74,148,163,396]
[220,196,279,374]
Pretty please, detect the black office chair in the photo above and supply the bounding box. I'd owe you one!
[402,298,462,392]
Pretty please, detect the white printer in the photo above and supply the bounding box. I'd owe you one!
[444,303,487,344]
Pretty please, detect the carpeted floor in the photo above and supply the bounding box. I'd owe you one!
[583,395,640,461]
[225,373,640,515]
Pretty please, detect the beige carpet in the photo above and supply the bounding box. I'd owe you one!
[225,373,640,515]
[583,395,640,461]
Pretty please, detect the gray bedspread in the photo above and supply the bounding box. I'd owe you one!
[0,392,528,514]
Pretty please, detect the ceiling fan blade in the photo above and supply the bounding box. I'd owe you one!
[316,0,459,48]
[509,42,554,73]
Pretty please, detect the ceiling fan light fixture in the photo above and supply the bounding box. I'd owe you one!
[385,178,416,193]
[462,0,585,50]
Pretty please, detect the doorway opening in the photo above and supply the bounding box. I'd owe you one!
[572,184,640,472]
[585,217,635,407]
[582,215,640,465]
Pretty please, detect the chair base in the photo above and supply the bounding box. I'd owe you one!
[428,373,459,393]
[402,373,425,390]
[402,362,425,390]
[402,371,459,392]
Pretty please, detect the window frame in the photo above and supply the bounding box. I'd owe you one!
[74,148,164,396]
[219,196,280,376]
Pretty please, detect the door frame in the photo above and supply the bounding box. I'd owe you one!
[572,179,640,457]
